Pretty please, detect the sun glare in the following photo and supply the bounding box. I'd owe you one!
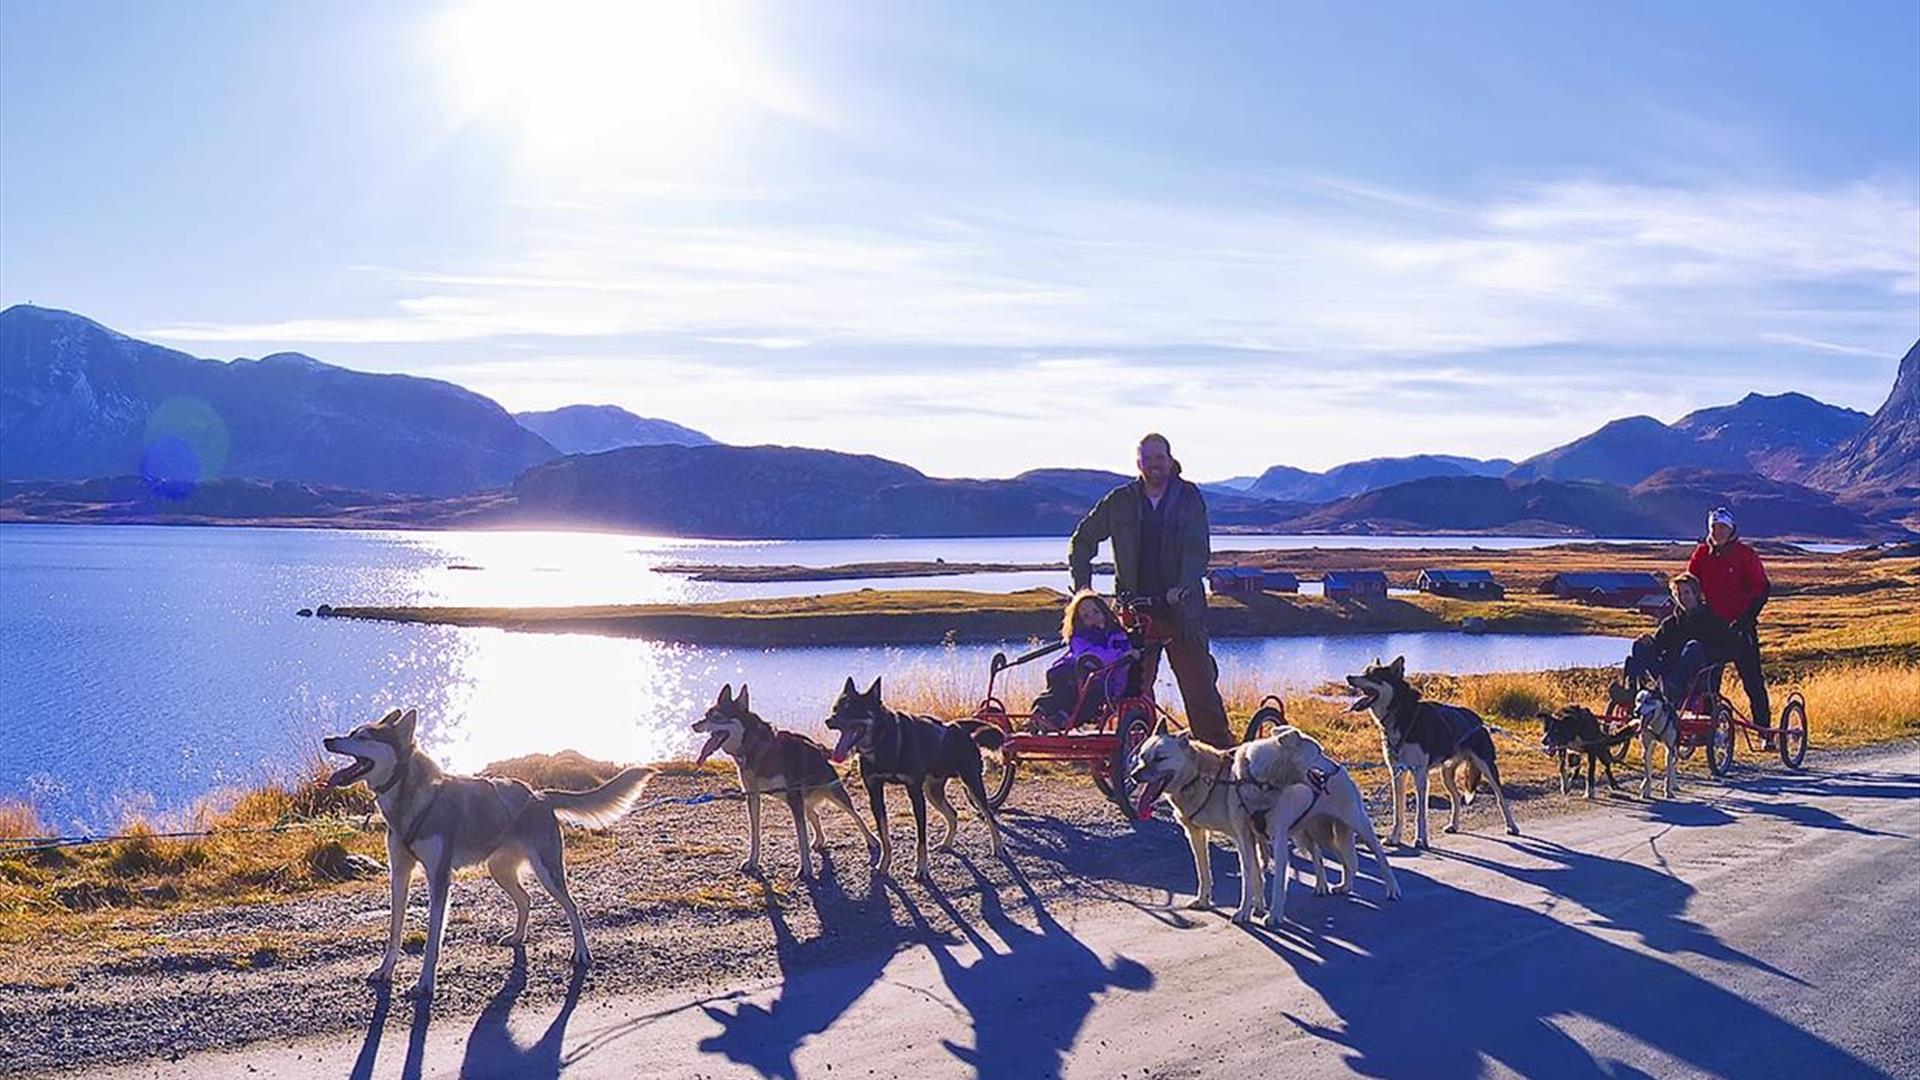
[434,0,793,168]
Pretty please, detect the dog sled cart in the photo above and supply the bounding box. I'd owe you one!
[1598,662,1809,777]
[970,594,1202,819]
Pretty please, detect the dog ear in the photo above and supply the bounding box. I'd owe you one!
[842,676,858,696]
[394,709,418,744]
[1150,715,1168,737]
[865,676,882,699]
[717,684,733,707]
[737,684,750,711]
[1389,656,1406,677]
[377,708,403,727]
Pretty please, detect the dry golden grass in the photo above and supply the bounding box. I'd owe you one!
[1793,662,1920,748]
[481,748,629,790]
[0,800,44,841]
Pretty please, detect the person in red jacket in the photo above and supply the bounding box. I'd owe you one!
[1687,507,1773,740]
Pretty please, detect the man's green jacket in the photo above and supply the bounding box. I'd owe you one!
[1068,477,1212,636]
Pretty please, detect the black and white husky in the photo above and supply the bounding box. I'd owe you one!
[1346,657,1519,847]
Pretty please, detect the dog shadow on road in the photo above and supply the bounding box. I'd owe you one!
[1237,865,1874,1079]
[694,859,918,1080]
[348,983,433,1080]
[453,950,586,1080]
[901,857,1152,1078]
[1734,767,1920,803]
[994,809,1251,925]
[1432,837,1805,984]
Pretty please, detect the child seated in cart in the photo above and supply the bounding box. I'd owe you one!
[1028,590,1138,732]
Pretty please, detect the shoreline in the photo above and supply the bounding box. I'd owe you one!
[316,587,1650,646]
[302,542,1920,660]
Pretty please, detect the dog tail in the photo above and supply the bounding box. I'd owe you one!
[546,766,657,828]
[957,718,1006,753]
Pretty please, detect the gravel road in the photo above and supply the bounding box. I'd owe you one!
[14,742,1920,1079]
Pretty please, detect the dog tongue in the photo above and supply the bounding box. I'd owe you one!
[695,730,727,766]
[1133,776,1168,821]
[829,727,861,763]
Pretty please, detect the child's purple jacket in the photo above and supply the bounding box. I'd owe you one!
[1050,625,1134,698]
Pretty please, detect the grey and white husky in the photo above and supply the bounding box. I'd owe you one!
[322,708,655,1000]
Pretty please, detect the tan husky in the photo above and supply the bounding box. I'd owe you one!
[322,708,655,1001]
[1128,725,1274,924]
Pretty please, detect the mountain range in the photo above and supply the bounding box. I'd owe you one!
[0,304,1913,539]
[0,306,714,496]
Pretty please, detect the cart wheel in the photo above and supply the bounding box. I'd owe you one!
[1603,703,1636,764]
[1706,701,1736,777]
[1777,697,1808,770]
[982,746,1018,809]
[1243,701,1287,744]
[1107,705,1155,820]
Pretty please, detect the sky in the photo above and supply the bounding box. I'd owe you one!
[2,1,1916,479]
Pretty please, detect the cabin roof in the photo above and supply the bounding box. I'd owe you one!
[1420,569,1497,583]
[1549,571,1664,590]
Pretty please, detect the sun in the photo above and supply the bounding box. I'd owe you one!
[433,0,794,168]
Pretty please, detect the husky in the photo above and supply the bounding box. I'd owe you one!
[1345,657,1520,847]
[1631,688,1682,800]
[823,677,1006,881]
[1128,725,1271,923]
[322,708,655,1000]
[1234,726,1401,924]
[1538,705,1630,799]
[691,683,878,880]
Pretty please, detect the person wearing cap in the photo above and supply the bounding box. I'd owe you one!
[1068,432,1234,748]
[1687,507,1773,739]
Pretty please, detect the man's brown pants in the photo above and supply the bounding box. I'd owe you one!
[1139,609,1234,748]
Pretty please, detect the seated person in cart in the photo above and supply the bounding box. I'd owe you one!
[1028,590,1137,732]
[1612,572,1743,710]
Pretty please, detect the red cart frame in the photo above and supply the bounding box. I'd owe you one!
[969,594,1183,818]
[1601,661,1809,776]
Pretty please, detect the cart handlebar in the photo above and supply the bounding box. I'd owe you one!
[990,638,1068,676]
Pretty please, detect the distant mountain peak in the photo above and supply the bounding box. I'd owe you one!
[1805,339,1920,495]
[514,404,716,455]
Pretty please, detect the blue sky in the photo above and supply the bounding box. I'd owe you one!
[3,1,1916,477]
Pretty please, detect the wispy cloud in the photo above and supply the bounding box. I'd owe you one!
[142,174,1919,360]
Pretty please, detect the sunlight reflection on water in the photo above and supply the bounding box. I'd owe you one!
[3,524,1642,829]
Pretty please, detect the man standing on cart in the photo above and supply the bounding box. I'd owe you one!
[1688,506,1773,744]
[1068,433,1234,748]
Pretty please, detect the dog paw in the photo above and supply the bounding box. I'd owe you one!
[570,948,593,969]
[367,965,395,985]
[1441,823,1459,834]
[1231,909,1254,926]
[738,860,760,875]
[1331,883,1352,896]
[1182,896,1211,911]
[494,932,524,948]
[914,866,934,884]
[935,842,956,855]
[1506,825,1521,836]
[1265,912,1286,930]
[405,978,434,1001]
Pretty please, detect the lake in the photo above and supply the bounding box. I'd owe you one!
[0,524,1641,830]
